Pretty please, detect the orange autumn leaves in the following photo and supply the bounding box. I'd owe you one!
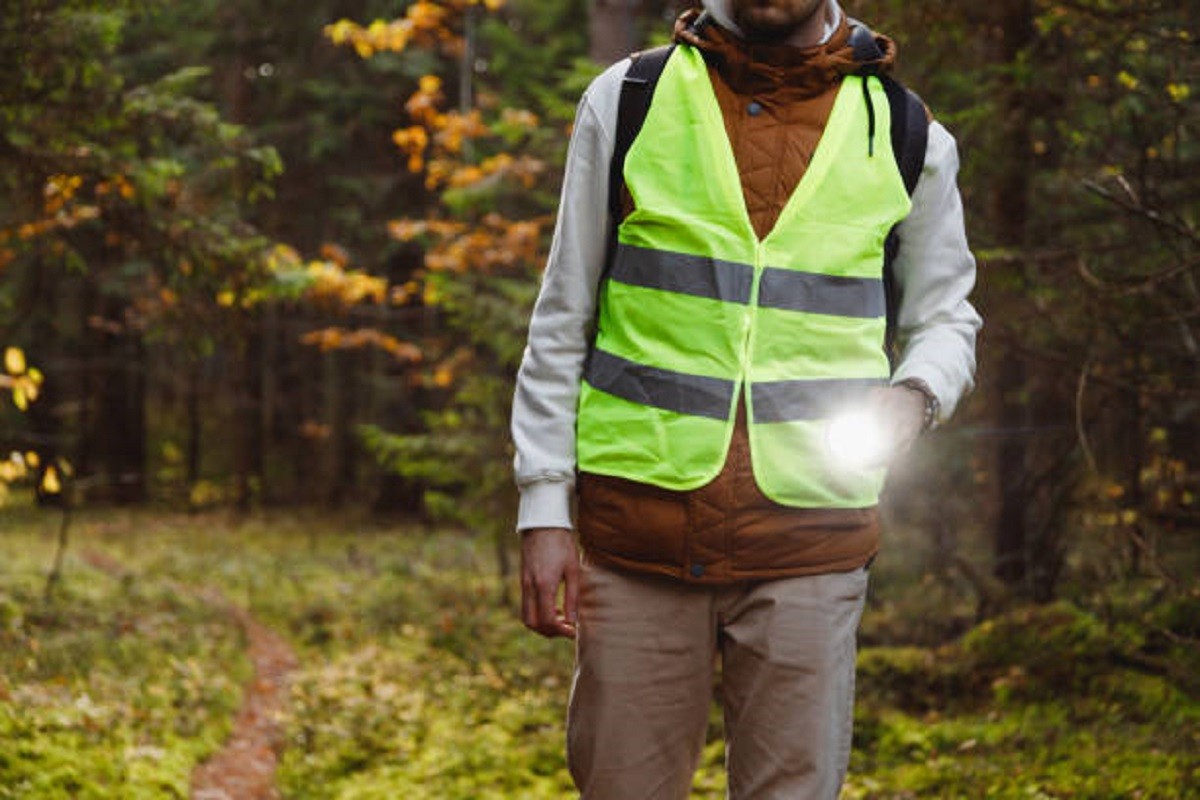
[300,328,423,365]
[394,75,544,191]
[325,0,552,394]
[0,172,135,273]
[326,0,549,277]
[262,245,423,366]
[389,215,545,275]
[384,71,548,277]
[325,0,503,59]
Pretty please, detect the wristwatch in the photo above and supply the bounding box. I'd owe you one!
[898,378,940,431]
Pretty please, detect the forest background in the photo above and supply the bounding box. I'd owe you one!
[0,0,1197,797]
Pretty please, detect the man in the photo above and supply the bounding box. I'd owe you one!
[512,0,980,797]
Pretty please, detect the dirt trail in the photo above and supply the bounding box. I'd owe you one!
[81,550,298,800]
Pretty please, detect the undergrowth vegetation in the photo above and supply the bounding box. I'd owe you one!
[0,508,247,798]
[0,505,1196,798]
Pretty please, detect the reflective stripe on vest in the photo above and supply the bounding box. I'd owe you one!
[577,45,912,508]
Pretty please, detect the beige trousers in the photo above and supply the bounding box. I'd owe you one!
[567,558,869,800]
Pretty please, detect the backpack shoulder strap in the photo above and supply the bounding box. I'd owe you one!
[847,19,930,360]
[880,80,928,356]
[608,44,676,224]
[591,44,675,350]
[881,75,928,196]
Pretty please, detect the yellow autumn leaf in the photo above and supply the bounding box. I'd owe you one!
[418,74,442,95]
[0,459,20,482]
[20,378,39,404]
[13,387,27,411]
[41,465,62,495]
[324,19,354,45]
[25,451,39,469]
[4,347,25,375]
[1166,83,1190,103]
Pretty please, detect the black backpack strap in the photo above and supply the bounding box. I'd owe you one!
[847,20,929,360]
[608,44,675,227]
[590,44,675,351]
[881,81,929,358]
[881,75,928,196]
[847,21,885,65]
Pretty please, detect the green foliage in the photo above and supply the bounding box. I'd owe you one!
[837,0,1200,604]
[58,508,579,798]
[852,606,1200,798]
[0,0,284,310]
[280,638,573,798]
[360,270,536,535]
[480,0,596,125]
[849,696,1199,799]
[345,0,590,542]
[0,509,248,797]
[1,508,1197,797]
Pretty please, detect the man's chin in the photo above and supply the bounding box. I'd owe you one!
[735,13,801,43]
[739,23,797,44]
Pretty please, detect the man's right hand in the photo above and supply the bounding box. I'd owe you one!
[520,527,580,639]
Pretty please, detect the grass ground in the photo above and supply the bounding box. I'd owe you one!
[0,508,248,798]
[1,503,1197,798]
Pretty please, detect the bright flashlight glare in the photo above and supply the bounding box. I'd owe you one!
[825,411,891,471]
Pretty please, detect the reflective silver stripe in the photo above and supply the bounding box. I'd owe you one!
[609,243,753,305]
[585,348,734,420]
[751,377,887,423]
[610,245,884,318]
[757,268,886,318]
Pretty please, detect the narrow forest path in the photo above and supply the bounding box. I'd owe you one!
[81,549,298,800]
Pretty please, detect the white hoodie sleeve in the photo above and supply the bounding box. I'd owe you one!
[510,62,627,532]
[888,121,983,421]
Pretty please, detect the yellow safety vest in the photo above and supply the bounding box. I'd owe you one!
[577,45,912,508]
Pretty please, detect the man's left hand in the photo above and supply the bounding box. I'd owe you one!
[869,384,928,460]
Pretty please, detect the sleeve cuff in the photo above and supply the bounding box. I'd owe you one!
[516,479,574,532]
[891,362,956,423]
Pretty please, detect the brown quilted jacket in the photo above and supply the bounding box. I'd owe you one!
[576,11,898,584]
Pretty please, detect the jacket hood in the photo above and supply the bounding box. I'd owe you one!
[675,7,896,100]
[700,0,744,38]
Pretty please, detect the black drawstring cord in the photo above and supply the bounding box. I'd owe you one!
[864,78,876,156]
[848,21,884,158]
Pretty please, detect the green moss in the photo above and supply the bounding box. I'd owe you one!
[3,509,1198,797]
[0,513,249,797]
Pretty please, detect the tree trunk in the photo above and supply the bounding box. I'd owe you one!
[90,290,148,504]
[328,349,358,506]
[989,0,1036,589]
[186,362,202,486]
[224,7,265,511]
[589,0,640,64]
[234,314,265,511]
